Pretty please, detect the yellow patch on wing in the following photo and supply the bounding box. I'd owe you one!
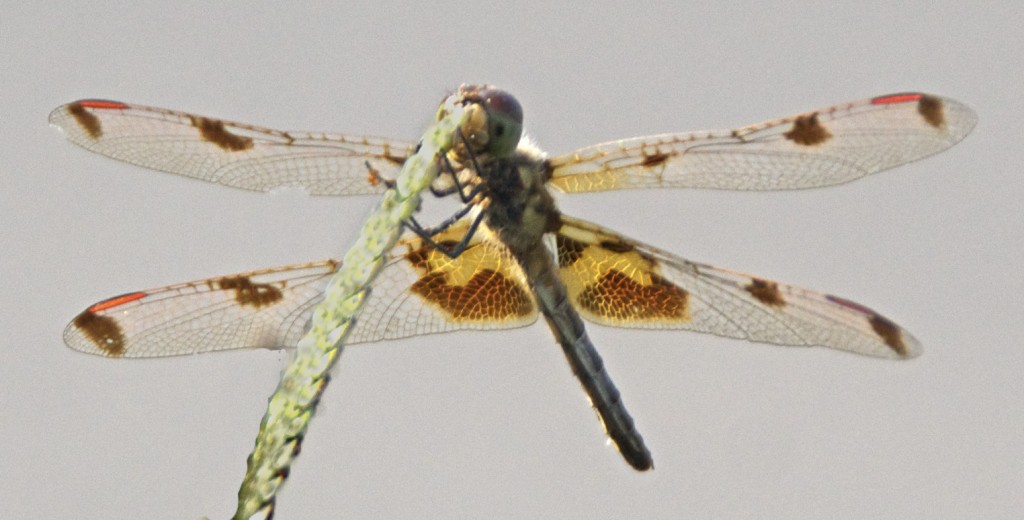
[403,225,534,322]
[556,223,690,325]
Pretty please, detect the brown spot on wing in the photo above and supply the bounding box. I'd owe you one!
[826,294,910,357]
[72,311,125,357]
[383,153,406,166]
[599,240,635,254]
[745,278,785,307]
[784,113,832,146]
[213,276,283,308]
[403,234,533,322]
[406,246,429,271]
[597,237,661,266]
[577,269,689,321]
[190,116,253,151]
[869,315,908,357]
[640,152,670,168]
[917,95,945,128]
[556,234,586,268]
[407,240,460,270]
[67,103,102,139]
[412,269,533,320]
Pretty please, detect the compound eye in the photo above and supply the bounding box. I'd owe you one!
[479,89,523,158]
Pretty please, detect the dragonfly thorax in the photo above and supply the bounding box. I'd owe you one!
[478,150,561,260]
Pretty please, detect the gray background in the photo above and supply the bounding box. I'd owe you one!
[3,1,1021,519]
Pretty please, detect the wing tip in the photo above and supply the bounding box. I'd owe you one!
[893,330,924,360]
[64,309,127,357]
[871,91,978,141]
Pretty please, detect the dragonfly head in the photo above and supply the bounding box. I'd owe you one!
[457,85,523,160]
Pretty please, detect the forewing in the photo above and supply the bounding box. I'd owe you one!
[49,99,416,195]
[548,93,975,193]
[65,221,538,358]
[554,216,920,359]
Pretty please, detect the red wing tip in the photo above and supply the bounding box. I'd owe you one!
[75,99,129,110]
[870,93,924,105]
[825,294,875,315]
[88,291,146,312]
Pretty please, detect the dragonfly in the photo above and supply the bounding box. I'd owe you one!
[51,88,975,472]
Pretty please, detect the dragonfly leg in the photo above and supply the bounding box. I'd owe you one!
[430,145,485,202]
[363,160,397,189]
[403,209,486,259]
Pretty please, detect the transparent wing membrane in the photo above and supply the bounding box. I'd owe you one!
[548,93,975,193]
[50,99,416,195]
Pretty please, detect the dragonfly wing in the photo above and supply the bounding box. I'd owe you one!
[554,215,920,359]
[49,99,417,195]
[548,93,976,193]
[64,261,339,357]
[65,221,538,358]
[349,217,539,343]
